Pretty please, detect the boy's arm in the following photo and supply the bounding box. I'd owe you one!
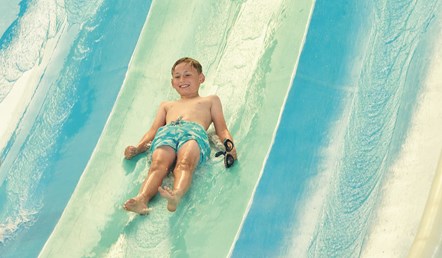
[124,102,168,159]
[210,95,237,159]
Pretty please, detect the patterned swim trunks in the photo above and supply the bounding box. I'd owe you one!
[150,117,211,165]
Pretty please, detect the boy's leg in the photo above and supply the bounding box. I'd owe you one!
[158,140,200,212]
[124,146,176,214]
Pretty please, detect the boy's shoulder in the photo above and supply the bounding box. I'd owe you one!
[203,94,220,102]
[161,100,176,104]
[159,100,175,110]
[199,95,222,107]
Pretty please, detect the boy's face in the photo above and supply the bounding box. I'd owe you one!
[171,62,205,97]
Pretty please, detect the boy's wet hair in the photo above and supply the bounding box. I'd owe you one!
[171,57,203,74]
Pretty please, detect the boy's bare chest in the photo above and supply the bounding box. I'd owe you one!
[168,100,210,114]
[165,98,212,127]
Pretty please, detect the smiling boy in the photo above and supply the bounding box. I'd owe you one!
[123,57,237,214]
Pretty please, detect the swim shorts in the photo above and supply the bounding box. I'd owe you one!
[150,118,211,165]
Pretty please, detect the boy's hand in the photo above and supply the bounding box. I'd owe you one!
[124,146,139,160]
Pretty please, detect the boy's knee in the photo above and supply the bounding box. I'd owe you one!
[175,158,196,171]
[150,159,170,174]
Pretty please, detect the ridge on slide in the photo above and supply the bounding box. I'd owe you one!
[40,0,314,257]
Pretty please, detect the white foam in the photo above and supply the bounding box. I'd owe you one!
[361,29,442,257]
[0,25,73,155]
[0,0,67,155]
[0,0,106,155]
[0,207,38,243]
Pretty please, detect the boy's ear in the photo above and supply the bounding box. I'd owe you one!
[199,73,205,83]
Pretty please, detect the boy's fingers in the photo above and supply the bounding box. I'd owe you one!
[124,146,137,159]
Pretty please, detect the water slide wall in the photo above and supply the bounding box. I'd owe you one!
[1,0,442,257]
[0,0,152,256]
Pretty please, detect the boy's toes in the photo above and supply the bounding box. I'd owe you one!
[140,207,151,215]
[123,198,135,210]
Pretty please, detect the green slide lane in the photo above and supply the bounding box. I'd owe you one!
[40,0,314,257]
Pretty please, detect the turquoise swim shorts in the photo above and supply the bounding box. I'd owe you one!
[150,118,211,165]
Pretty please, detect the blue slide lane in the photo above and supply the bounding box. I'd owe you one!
[231,1,365,256]
[0,1,151,257]
[232,0,439,257]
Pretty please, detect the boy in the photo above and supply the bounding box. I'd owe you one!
[123,57,237,214]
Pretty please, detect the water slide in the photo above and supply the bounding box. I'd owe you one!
[1,0,442,257]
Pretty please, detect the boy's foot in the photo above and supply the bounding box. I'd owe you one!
[123,196,150,215]
[158,186,180,212]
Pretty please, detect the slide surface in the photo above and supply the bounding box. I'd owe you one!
[40,1,313,257]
